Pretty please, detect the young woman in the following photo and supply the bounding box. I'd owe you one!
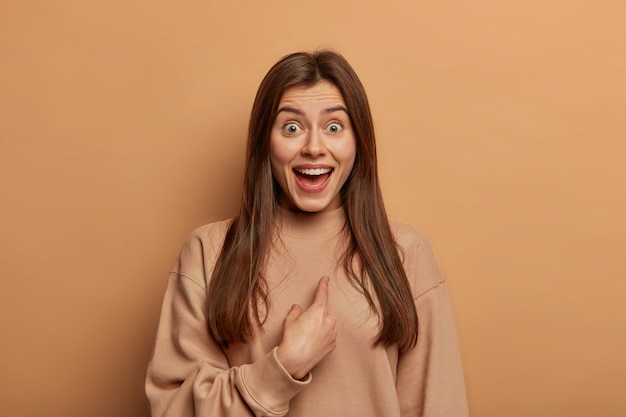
[146,50,469,417]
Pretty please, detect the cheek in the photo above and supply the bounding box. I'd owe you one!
[268,138,282,167]
[269,137,292,181]
[269,135,289,162]
[340,140,358,184]
[340,137,357,169]
[344,155,357,183]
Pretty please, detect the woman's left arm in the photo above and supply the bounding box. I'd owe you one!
[396,281,469,416]
[394,225,469,417]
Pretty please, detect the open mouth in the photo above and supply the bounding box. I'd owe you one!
[293,167,333,190]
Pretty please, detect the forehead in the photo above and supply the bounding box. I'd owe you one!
[278,80,346,108]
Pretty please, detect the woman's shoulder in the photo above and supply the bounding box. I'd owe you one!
[188,218,233,241]
[388,218,444,296]
[173,218,233,285]
[182,218,233,252]
[388,218,430,252]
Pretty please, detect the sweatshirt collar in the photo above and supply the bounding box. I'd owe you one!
[275,206,347,240]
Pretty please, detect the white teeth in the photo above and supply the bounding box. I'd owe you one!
[295,168,332,176]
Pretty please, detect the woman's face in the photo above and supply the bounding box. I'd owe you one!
[269,80,357,213]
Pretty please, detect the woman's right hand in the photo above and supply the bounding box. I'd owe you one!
[276,276,337,380]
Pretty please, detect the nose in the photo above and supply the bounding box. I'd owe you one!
[301,129,326,157]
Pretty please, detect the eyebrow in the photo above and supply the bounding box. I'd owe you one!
[276,105,349,116]
[324,105,349,114]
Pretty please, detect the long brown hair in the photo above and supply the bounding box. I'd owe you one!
[207,50,418,351]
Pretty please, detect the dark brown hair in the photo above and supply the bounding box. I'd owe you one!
[206,50,418,351]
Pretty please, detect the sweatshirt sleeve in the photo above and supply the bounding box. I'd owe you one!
[394,226,469,417]
[145,227,311,417]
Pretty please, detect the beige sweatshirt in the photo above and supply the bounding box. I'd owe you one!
[146,207,469,416]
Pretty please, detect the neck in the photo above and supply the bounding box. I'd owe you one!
[275,206,346,240]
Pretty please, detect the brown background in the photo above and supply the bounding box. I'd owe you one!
[1,1,625,416]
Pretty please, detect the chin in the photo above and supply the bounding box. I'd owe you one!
[291,197,337,213]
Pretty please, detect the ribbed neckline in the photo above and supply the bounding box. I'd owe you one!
[275,206,347,240]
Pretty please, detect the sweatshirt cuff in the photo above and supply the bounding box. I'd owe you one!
[235,347,311,415]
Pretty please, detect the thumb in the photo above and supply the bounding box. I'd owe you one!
[285,304,303,321]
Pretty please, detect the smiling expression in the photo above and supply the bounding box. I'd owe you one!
[269,80,357,213]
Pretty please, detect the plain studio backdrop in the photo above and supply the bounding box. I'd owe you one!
[1,1,625,416]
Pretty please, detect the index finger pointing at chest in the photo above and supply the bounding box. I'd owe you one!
[312,276,330,307]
